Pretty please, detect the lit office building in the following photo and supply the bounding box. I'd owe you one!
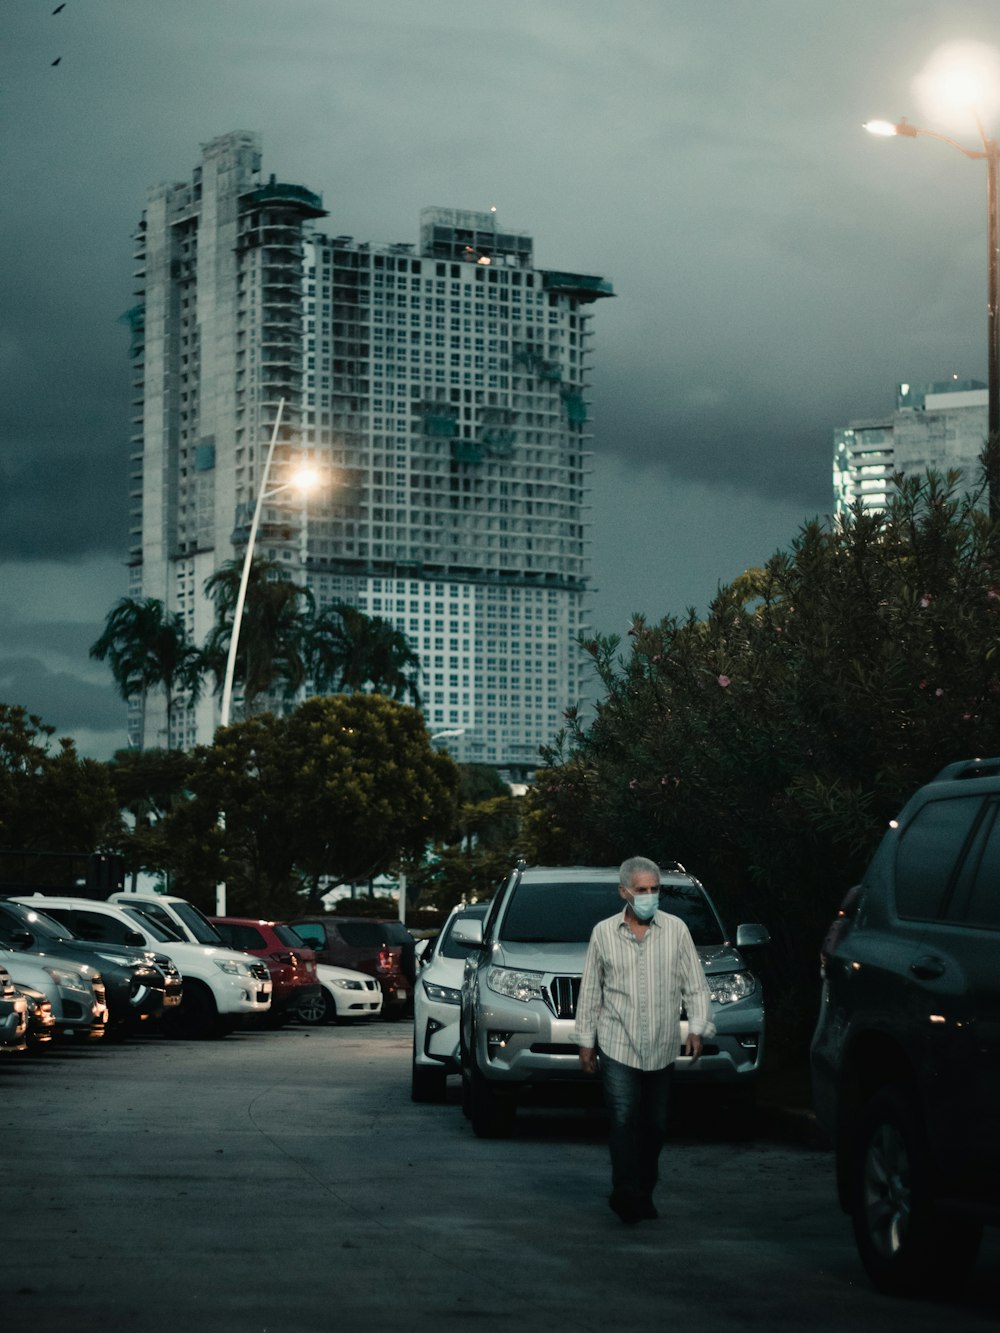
[129,132,613,775]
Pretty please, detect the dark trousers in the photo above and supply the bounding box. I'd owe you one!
[598,1050,672,1202]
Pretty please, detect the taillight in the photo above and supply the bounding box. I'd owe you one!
[377,946,400,973]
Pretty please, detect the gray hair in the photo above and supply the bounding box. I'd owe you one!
[619,855,661,888]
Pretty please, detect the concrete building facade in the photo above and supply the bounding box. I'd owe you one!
[833,378,989,518]
[129,132,613,774]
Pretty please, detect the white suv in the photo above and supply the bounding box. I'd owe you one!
[15,897,272,1038]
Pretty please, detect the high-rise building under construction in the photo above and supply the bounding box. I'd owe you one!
[129,131,613,774]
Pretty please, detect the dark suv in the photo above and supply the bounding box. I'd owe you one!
[291,916,415,1017]
[811,757,1000,1296]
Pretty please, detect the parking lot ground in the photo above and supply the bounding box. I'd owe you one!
[3,1022,998,1333]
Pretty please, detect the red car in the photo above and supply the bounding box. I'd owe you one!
[210,917,321,1024]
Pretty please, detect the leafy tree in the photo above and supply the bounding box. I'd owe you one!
[525,466,1000,1031]
[90,596,203,747]
[0,705,119,855]
[309,601,421,704]
[203,558,315,715]
[156,694,459,917]
[106,747,194,889]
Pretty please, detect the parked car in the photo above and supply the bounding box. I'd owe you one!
[456,863,769,1137]
[295,963,383,1026]
[107,891,227,947]
[17,984,56,1051]
[0,896,179,1038]
[19,897,272,1039]
[811,756,1000,1296]
[0,958,29,1054]
[0,941,108,1041]
[412,901,490,1102]
[210,917,320,1024]
[290,916,415,1018]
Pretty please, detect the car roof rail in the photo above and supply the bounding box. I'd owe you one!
[933,757,1000,782]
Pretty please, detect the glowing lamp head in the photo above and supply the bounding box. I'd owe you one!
[863,119,900,137]
[290,465,320,493]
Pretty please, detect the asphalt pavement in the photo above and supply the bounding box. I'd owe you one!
[3,1022,998,1333]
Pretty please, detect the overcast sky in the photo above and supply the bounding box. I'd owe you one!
[3,1,1000,758]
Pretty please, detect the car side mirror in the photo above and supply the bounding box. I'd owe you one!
[736,923,770,949]
[124,929,147,948]
[452,919,483,947]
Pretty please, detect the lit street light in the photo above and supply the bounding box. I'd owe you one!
[219,399,321,727]
[864,110,1000,518]
[215,398,320,914]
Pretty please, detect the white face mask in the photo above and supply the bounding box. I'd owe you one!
[628,891,659,922]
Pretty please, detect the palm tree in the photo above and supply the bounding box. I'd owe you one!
[90,597,203,748]
[309,601,421,705]
[203,558,315,716]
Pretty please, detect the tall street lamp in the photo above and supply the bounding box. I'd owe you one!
[864,113,1000,518]
[219,398,320,727]
[214,399,319,915]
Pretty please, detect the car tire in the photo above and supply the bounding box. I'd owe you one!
[469,1058,516,1139]
[161,979,227,1040]
[411,1042,447,1104]
[296,988,334,1026]
[850,1087,983,1295]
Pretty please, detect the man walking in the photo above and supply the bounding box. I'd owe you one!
[573,856,715,1223]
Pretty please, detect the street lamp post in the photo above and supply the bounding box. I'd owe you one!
[864,114,1000,518]
[215,398,319,912]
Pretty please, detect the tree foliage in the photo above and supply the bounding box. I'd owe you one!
[90,596,202,746]
[0,705,119,854]
[157,694,459,917]
[308,601,421,704]
[524,469,1000,1003]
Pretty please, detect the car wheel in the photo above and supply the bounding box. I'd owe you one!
[850,1088,983,1295]
[411,1041,447,1104]
[296,988,334,1026]
[161,979,226,1040]
[469,1058,515,1139]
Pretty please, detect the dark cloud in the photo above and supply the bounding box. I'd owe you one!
[2,0,999,741]
[0,656,126,736]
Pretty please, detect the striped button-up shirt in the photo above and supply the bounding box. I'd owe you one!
[572,908,716,1071]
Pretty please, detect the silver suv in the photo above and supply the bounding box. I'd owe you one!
[456,863,769,1137]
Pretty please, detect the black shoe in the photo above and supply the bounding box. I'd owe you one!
[608,1192,642,1224]
[637,1197,658,1220]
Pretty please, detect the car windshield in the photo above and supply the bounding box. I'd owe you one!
[170,900,225,945]
[10,904,81,943]
[499,879,725,946]
[121,906,177,944]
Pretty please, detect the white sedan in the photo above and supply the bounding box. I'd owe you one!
[295,963,383,1025]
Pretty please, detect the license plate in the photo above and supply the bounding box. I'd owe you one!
[163,993,181,1007]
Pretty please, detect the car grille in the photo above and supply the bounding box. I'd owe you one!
[93,981,107,1006]
[547,976,580,1019]
[249,962,270,983]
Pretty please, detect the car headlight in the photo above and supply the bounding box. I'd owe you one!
[97,952,133,967]
[486,966,545,1004]
[331,979,363,991]
[44,966,91,994]
[422,980,461,1005]
[214,959,251,976]
[708,971,756,1005]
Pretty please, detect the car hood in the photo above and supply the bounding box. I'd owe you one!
[697,944,746,974]
[491,939,746,976]
[316,962,373,985]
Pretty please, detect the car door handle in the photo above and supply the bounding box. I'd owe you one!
[910,955,946,980]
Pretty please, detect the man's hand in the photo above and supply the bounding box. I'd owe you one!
[578,1046,598,1075]
[684,1033,703,1062]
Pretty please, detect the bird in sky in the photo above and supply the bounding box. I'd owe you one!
[51,56,62,66]
[53,4,67,13]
